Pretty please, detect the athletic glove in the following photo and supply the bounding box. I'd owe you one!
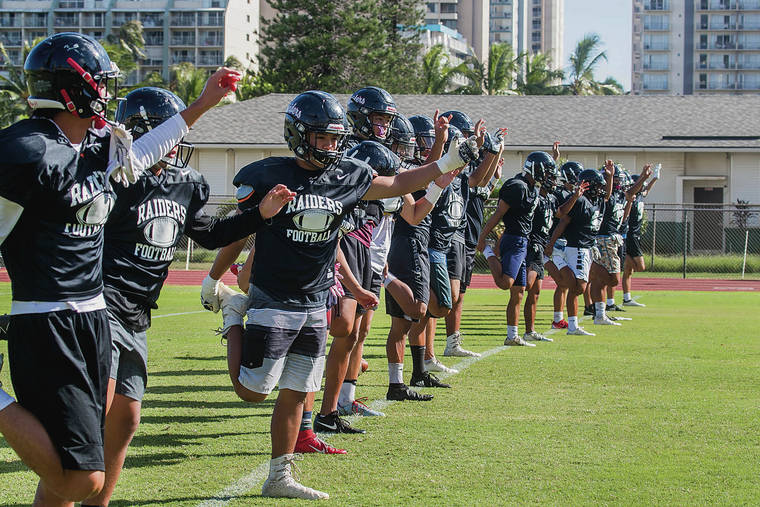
[437,134,480,174]
[108,124,140,187]
[481,131,502,155]
[653,163,662,179]
[219,292,248,337]
[201,275,221,313]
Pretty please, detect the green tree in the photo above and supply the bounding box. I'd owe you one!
[100,20,146,92]
[170,62,208,105]
[599,76,624,95]
[421,44,462,94]
[567,33,616,95]
[0,38,44,128]
[223,55,244,71]
[371,0,424,93]
[234,69,274,101]
[515,52,565,95]
[456,42,522,95]
[259,0,422,93]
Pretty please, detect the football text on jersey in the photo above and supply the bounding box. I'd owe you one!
[285,193,344,243]
[133,198,188,261]
[65,173,114,237]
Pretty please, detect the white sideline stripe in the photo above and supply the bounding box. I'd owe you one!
[152,310,207,319]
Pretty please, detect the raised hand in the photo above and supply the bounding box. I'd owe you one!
[574,181,589,198]
[474,118,486,147]
[552,141,561,160]
[259,184,296,219]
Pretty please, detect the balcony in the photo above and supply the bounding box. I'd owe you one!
[738,22,760,30]
[58,0,84,8]
[141,57,163,66]
[644,42,669,50]
[24,14,47,27]
[0,33,22,46]
[643,62,670,70]
[739,0,760,8]
[644,21,669,30]
[171,36,195,46]
[644,1,669,11]
[82,13,104,27]
[199,32,223,46]
[54,14,79,27]
[0,16,22,28]
[140,14,163,28]
[737,62,760,68]
[144,32,164,46]
[171,52,194,65]
[699,1,737,10]
[198,55,222,66]
[25,31,47,44]
[170,14,196,27]
[709,22,737,30]
[198,12,223,26]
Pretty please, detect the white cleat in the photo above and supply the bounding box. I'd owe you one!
[504,336,536,347]
[594,315,622,326]
[609,315,632,321]
[623,299,646,307]
[424,357,459,374]
[262,454,329,500]
[443,331,481,357]
[567,327,595,336]
[523,331,553,342]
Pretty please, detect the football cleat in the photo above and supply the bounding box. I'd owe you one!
[443,331,481,357]
[504,336,536,347]
[0,314,9,341]
[551,319,569,329]
[410,371,450,388]
[386,384,433,401]
[337,397,385,417]
[594,315,622,326]
[606,304,626,312]
[424,357,458,374]
[314,411,366,434]
[623,299,646,307]
[583,305,595,316]
[567,327,595,336]
[262,454,329,500]
[523,331,553,342]
[609,315,633,321]
[294,430,347,455]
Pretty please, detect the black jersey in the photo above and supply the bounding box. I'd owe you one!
[0,118,113,302]
[234,156,373,301]
[498,175,539,237]
[465,180,495,248]
[598,191,627,236]
[529,192,559,247]
[451,172,471,244]
[627,195,645,236]
[429,175,466,251]
[565,195,604,248]
[103,166,264,331]
[548,188,572,240]
[392,162,431,245]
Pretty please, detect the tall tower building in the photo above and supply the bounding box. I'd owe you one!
[489,0,564,69]
[632,0,760,95]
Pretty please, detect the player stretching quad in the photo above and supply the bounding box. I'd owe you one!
[622,166,660,306]
[201,91,478,500]
[477,152,556,346]
[0,32,237,506]
[81,87,293,507]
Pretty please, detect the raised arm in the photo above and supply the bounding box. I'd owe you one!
[625,164,653,201]
[602,160,614,201]
[476,199,509,252]
[557,182,589,218]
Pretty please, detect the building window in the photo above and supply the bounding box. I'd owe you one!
[427,2,436,12]
[642,73,668,90]
[440,3,456,13]
[698,73,707,89]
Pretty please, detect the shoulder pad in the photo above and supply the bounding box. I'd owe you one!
[236,184,255,204]
[0,119,55,167]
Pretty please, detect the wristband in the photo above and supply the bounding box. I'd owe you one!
[424,181,444,204]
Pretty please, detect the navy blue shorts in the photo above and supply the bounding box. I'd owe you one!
[499,233,528,287]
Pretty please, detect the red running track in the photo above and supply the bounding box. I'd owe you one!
[1,270,757,292]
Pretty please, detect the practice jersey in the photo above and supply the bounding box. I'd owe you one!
[103,166,264,331]
[451,171,471,245]
[234,156,373,301]
[428,174,466,251]
[0,118,113,302]
[465,177,496,248]
[529,192,559,247]
[627,194,645,236]
[392,163,432,246]
[548,188,572,240]
[498,175,539,237]
[564,195,604,248]
[597,191,627,236]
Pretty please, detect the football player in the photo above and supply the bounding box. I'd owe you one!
[200,91,478,499]
[0,33,238,505]
[82,87,294,507]
[622,166,660,306]
[476,152,554,346]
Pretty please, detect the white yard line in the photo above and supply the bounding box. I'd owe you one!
[152,310,207,319]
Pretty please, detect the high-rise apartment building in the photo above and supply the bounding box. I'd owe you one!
[424,0,489,60]
[0,0,258,85]
[489,0,564,69]
[632,0,760,94]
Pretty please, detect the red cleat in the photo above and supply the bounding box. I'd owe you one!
[294,430,347,455]
[552,319,569,329]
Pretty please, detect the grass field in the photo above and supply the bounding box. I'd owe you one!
[1,283,759,505]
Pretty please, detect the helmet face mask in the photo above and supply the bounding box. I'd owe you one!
[347,86,397,142]
[284,91,347,169]
[560,161,584,189]
[385,114,416,162]
[408,114,436,162]
[523,151,557,188]
[577,169,606,200]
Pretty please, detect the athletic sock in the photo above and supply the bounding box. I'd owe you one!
[553,311,563,322]
[568,316,578,331]
[0,388,14,412]
[606,298,614,306]
[300,410,313,432]
[594,302,606,318]
[388,363,404,384]
[338,380,357,408]
[410,345,426,377]
[507,325,518,340]
[483,245,496,259]
[383,272,397,287]
[623,292,632,301]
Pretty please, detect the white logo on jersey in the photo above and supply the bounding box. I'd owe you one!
[143,216,180,248]
[292,208,334,233]
[591,209,603,232]
[443,192,465,227]
[285,193,344,243]
[137,198,187,226]
[75,191,114,226]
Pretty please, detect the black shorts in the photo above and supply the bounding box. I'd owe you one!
[369,270,382,299]
[8,309,111,471]
[462,245,477,293]
[526,242,545,280]
[340,235,373,314]
[386,234,430,320]
[625,234,643,258]
[446,241,467,283]
[618,240,626,264]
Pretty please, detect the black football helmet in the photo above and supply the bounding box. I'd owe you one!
[523,151,557,187]
[441,110,475,137]
[408,114,435,161]
[346,140,401,177]
[115,87,193,169]
[612,163,627,192]
[25,32,120,120]
[443,125,462,154]
[346,86,397,141]
[385,114,416,162]
[578,168,606,200]
[284,91,347,168]
[560,161,584,185]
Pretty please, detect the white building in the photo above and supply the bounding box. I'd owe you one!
[489,0,564,69]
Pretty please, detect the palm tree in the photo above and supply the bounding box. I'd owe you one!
[567,33,610,95]
[421,44,461,94]
[515,52,565,95]
[0,38,44,128]
[599,76,625,95]
[106,20,146,61]
[170,62,208,105]
[456,42,522,95]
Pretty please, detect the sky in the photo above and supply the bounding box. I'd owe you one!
[563,0,632,91]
